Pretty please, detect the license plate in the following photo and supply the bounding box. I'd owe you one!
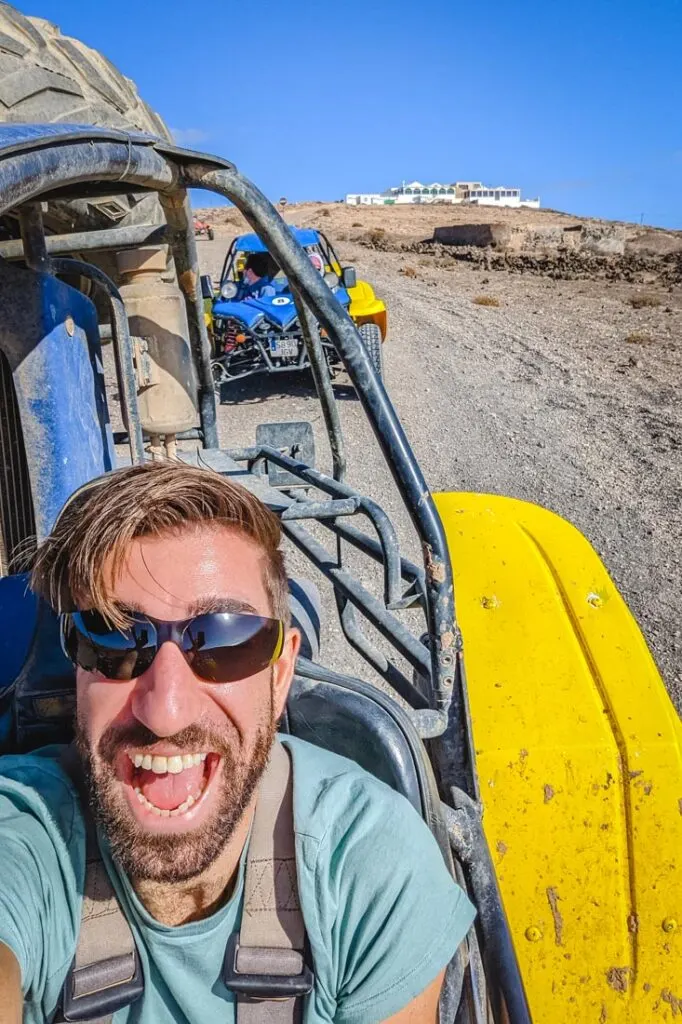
[269,337,299,359]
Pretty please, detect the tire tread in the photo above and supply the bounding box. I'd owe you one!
[358,322,384,380]
[0,3,171,231]
[0,5,168,136]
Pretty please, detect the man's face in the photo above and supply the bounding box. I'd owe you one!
[75,524,298,884]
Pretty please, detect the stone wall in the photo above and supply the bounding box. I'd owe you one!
[433,223,513,248]
[433,221,626,255]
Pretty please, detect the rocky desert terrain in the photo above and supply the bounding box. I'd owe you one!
[193,201,682,709]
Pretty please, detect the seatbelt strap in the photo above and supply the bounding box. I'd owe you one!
[57,745,143,1024]
[224,739,313,1023]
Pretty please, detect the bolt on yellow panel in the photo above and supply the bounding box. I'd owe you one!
[434,492,682,1022]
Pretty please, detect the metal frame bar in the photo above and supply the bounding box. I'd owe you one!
[0,223,167,261]
[18,204,51,273]
[282,513,431,682]
[443,786,532,1023]
[248,446,407,610]
[0,139,176,216]
[335,594,424,707]
[213,330,340,383]
[334,522,424,597]
[218,236,237,286]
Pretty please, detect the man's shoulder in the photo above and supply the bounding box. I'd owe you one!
[281,735,418,845]
[0,744,84,846]
[0,743,75,786]
[282,737,475,1023]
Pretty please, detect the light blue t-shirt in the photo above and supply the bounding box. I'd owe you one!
[0,736,475,1024]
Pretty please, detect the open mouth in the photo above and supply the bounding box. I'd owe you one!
[125,750,222,819]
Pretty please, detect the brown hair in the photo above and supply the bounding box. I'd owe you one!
[30,461,289,629]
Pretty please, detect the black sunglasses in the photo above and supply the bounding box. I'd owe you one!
[60,609,284,683]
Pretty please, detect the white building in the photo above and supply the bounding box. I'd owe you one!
[345,181,457,206]
[346,180,540,209]
[466,187,540,209]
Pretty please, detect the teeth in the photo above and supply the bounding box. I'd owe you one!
[169,793,196,817]
[133,780,206,816]
[128,751,208,774]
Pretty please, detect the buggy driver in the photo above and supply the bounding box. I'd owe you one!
[240,251,279,299]
[0,461,474,1023]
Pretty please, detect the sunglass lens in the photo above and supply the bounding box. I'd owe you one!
[182,613,282,683]
[67,611,157,681]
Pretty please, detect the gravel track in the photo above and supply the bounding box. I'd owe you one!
[195,231,682,710]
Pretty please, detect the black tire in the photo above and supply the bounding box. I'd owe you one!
[358,322,384,380]
[0,3,171,235]
[207,228,215,241]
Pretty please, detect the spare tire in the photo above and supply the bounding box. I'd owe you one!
[0,2,171,234]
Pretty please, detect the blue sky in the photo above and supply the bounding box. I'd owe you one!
[33,0,682,228]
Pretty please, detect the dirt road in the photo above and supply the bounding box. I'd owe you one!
[195,212,682,710]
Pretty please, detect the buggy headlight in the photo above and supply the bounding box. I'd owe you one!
[220,281,238,300]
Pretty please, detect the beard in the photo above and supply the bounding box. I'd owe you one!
[75,699,276,884]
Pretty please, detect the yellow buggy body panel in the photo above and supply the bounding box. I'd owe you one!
[327,264,388,339]
[346,278,387,339]
[434,492,682,1022]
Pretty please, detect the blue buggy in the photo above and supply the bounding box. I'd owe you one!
[209,227,381,386]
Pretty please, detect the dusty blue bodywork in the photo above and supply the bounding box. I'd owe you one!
[0,258,112,751]
[0,260,114,541]
[213,279,301,330]
[235,227,321,253]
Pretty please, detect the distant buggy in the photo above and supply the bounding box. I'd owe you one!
[209,227,387,386]
[193,216,214,240]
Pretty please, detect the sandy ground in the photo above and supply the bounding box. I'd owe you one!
[185,202,682,712]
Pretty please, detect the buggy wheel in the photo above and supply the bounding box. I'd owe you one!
[358,322,384,380]
[208,228,215,241]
